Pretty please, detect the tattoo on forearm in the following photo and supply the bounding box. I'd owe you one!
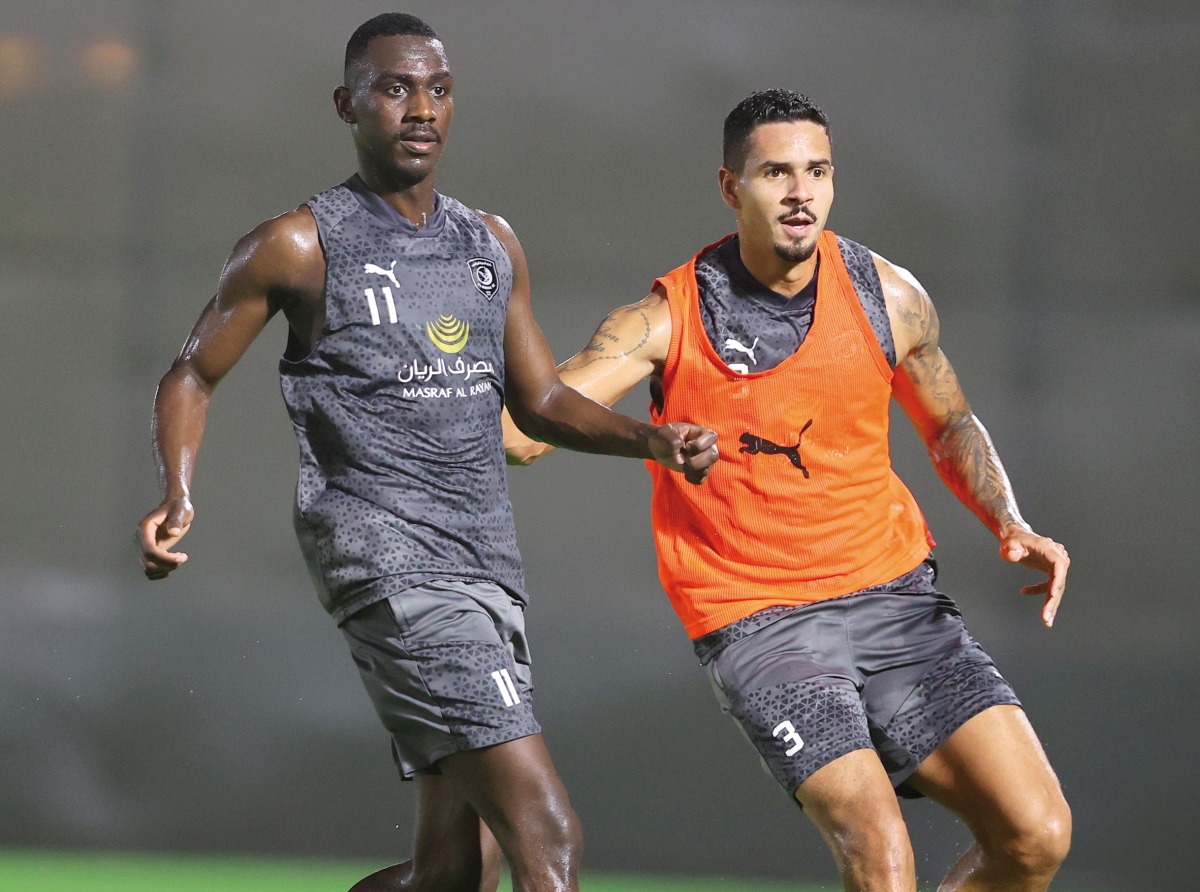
[934,415,1023,533]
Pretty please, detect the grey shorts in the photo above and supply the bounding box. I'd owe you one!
[699,565,1019,800]
[340,578,542,778]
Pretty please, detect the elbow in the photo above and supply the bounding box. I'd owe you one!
[505,442,550,466]
[161,360,217,399]
[502,403,554,466]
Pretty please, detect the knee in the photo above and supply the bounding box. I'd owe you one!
[836,814,914,881]
[810,799,912,886]
[992,793,1072,877]
[535,799,583,859]
[501,790,583,870]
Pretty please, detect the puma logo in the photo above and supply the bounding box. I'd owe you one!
[739,419,813,477]
[364,260,401,289]
[724,336,760,366]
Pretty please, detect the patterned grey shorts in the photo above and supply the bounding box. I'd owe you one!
[340,578,542,778]
[702,584,1019,801]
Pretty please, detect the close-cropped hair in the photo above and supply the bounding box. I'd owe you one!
[344,13,439,76]
[722,89,830,172]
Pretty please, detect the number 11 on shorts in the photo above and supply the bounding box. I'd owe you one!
[491,668,521,707]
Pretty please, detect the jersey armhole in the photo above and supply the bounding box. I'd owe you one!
[650,277,686,419]
[835,235,896,372]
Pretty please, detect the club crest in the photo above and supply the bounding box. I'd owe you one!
[468,257,499,300]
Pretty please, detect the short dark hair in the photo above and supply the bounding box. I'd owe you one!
[722,89,829,172]
[344,13,439,77]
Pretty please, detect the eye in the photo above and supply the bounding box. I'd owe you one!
[387,84,408,97]
[432,85,448,97]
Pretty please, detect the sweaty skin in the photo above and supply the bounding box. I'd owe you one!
[506,120,1067,628]
[504,110,1071,892]
[136,27,719,892]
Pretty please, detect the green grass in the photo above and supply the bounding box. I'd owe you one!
[0,849,825,892]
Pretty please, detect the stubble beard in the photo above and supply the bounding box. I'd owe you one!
[774,236,818,264]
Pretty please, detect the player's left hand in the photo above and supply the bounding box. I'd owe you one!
[999,525,1070,628]
[650,423,719,485]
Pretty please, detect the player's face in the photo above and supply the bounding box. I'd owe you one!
[720,120,834,264]
[336,35,454,187]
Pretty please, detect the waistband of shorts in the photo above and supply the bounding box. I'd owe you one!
[691,556,938,665]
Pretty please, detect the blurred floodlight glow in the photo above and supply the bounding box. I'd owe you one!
[0,35,39,99]
[81,40,138,91]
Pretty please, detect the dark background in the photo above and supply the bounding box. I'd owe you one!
[2,2,1196,890]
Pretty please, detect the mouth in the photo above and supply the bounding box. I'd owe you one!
[397,129,441,155]
[779,210,816,239]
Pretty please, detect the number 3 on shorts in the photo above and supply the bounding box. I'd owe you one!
[773,719,805,756]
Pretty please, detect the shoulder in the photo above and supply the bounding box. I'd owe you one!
[235,206,320,263]
[870,250,937,360]
[222,205,324,300]
[471,207,523,257]
[869,250,926,306]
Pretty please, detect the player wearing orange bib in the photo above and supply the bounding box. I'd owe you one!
[648,228,935,638]
[504,90,1071,891]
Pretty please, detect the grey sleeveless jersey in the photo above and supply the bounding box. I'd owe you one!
[696,234,895,372]
[280,178,526,624]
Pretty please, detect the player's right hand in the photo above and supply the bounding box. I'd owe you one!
[650,422,720,485]
[137,497,195,580]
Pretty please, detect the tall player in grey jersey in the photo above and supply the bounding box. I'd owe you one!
[135,14,717,892]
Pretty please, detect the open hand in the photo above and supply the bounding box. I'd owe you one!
[999,525,1070,628]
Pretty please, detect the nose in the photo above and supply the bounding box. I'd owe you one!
[404,87,437,122]
[784,173,812,205]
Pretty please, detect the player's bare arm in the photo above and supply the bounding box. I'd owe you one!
[484,213,715,483]
[502,288,671,464]
[137,209,325,580]
[880,255,1069,626]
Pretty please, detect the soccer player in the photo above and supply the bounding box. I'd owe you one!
[135,14,718,892]
[504,90,1071,891]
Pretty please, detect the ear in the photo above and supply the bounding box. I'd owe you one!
[718,166,740,211]
[334,85,355,124]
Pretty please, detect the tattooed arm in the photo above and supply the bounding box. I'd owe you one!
[503,287,672,464]
[880,256,1069,627]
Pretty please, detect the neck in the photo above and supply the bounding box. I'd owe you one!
[735,235,819,298]
[356,164,438,228]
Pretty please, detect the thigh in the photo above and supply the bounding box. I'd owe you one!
[795,746,903,815]
[905,704,1067,834]
[795,748,909,843]
[439,734,570,824]
[874,634,1021,796]
[341,581,542,776]
[438,733,579,877]
[706,612,874,797]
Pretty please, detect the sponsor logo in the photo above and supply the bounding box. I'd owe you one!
[394,312,496,399]
[426,314,470,353]
[468,257,499,300]
[397,355,494,386]
[492,668,521,707]
[739,419,814,477]
[724,335,760,370]
[364,260,401,289]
